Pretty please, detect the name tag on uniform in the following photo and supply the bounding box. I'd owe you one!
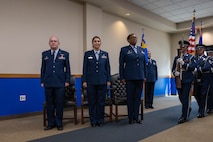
[88,56,93,59]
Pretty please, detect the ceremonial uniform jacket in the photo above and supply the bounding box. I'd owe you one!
[195,54,212,84]
[146,59,158,82]
[119,45,147,81]
[40,49,71,87]
[82,50,111,85]
[172,53,195,83]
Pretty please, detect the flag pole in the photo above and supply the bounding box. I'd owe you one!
[188,9,196,119]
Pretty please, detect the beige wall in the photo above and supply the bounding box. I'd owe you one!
[101,12,171,76]
[0,0,190,77]
[0,0,83,74]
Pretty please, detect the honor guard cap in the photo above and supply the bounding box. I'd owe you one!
[206,46,213,53]
[196,44,205,50]
[178,40,190,46]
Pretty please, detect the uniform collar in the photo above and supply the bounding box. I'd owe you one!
[51,48,59,54]
[93,50,100,54]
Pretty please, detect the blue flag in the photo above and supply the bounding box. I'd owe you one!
[141,32,148,63]
[199,24,202,44]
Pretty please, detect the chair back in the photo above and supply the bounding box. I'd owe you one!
[111,73,127,100]
[65,75,76,101]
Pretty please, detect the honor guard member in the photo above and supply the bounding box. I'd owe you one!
[206,47,213,113]
[119,33,147,124]
[172,48,182,90]
[145,51,158,109]
[41,36,71,130]
[82,36,111,127]
[194,44,212,118]
[173,40,195,124]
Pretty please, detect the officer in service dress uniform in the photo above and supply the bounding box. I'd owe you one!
[82,36,111,127]
[194,44,212,118]
[145,51,158,109]
[172,40,195,124]
[119,33,147,124]
[40,36,71,130]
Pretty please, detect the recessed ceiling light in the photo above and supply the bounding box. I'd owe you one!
[125,13,130,16]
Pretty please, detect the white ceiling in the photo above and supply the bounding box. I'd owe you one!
[76,0,213,33]
[128,0,213,23]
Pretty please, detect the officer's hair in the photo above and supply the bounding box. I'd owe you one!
[127,33,134,40]
[92,36,101,42]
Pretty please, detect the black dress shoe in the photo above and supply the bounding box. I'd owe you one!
[91,124,97,127]
[135,120,142,124]
[149,106,154,109]
[128,120,134,124]
[44,126,55,130]
[178,117,186,124]
[207,109,213,113]
[57,126,63,130]
[98,124,103,127]
[145,106,149,109]
[197,114,205,118]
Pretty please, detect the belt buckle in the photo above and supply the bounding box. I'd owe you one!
[196,79,201,82]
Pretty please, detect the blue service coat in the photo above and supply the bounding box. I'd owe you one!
[40,49,71,87]
[172,53,195,83]
[119,45,147,80]
[82,50,111,85]
[146,59,158,82]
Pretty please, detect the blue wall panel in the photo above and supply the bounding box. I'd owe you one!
[0,77,176,117]
[154,77,171,96]
[0,78,44,116]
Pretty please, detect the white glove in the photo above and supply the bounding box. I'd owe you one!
[174,71,180,76]
[194,68,197,73]
[177,58,184,65]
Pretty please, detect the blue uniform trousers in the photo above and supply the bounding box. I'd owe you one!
[87,84,107,125]
[126,80,143,121]
[145,82,155,107]
[177,82,192,119]
[45,87,65,127]
[194,80,210,115]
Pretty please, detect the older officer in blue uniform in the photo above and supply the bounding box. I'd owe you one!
[82,36,111,127]
[194,44,212,118]
[119,33,146,124]
[145,50,158,109]
[172,40,195,124]
[41,36,71,130]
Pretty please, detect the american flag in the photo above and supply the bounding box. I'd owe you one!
[188,11,196,55]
